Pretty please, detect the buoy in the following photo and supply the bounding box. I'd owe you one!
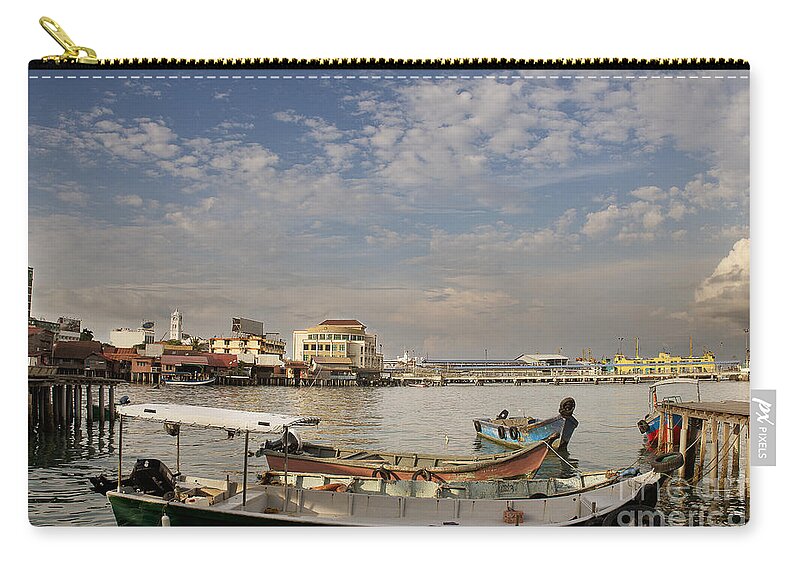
[161,513,171,527]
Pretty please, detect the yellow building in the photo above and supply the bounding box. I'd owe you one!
[209,334,285,358]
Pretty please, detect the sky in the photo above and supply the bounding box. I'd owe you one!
[28,69,749,360]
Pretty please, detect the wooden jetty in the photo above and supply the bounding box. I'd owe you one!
[28,375,126,432]
[654,400,749,498]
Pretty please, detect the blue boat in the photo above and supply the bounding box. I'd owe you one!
[473,398,578,449]
[638,378,701,449]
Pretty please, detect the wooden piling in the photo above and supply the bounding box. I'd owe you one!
[678,413,689,478]
[65,385,73,424]
[86,383,93,423]
[60,385,68,428]
[720,422,731,485]
[709,420,719,482]
[731,424,741,476]
[98,384,105,428]
[657,410,666,451]
[75,384,82,423]
[695,419,708,482]
[108,385,115,422]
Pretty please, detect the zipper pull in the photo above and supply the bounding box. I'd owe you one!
[39,16,98,64]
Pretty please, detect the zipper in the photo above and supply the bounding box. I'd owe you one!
[31,16,749,70]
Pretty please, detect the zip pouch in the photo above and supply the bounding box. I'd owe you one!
[28,17,751,528]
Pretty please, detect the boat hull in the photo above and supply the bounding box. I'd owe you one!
[640,413,683,449]
[474,415,578,449]
[108,491,323,526]
[260,440,551,481]
[106,469,662,527]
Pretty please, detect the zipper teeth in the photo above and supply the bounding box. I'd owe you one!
[31,57,750,69]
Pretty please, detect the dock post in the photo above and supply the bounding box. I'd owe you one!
[744,424,750,512]
[86,383,93,423]
[75,384,82,423]
[65,384,73,424]
[695,420,708,482]
[678,413,689,478]
[52,385,60,427]
[720,422,731,485]
[98,384,105,429]
[709,420,719,483]
[665,412,674,452]
[731,424,741,476]
[60,385,68,428]
[44,386,54,432]
[108,385,115,423]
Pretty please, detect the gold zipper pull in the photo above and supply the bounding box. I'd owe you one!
[39,16,98,64]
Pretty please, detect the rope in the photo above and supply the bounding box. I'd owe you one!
[596,423,641,429]
[543,440,582,474]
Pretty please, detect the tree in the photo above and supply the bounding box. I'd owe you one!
[80,328,94,341]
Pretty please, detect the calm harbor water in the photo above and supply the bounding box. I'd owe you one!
[28,381,750,526]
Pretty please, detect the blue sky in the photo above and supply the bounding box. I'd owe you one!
[28,70,749,360]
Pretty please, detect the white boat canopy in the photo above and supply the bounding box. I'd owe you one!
[117,404,320,433]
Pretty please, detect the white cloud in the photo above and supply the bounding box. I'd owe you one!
[694,238,749,326]
[114,194,144,207]
[631,185,666,202]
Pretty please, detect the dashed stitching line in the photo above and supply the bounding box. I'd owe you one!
[29,74,751,80]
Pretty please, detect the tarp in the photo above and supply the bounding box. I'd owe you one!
[117,403,319,433]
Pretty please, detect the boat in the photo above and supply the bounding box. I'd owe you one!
[163,375,216,386]
[638,378,701,449]
[256,436,552,481]
[92,402,668,526]
[407,382,429,388]
[255,466,656,500]
[473,397,579,449]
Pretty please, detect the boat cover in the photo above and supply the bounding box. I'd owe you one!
[117,404,319,433]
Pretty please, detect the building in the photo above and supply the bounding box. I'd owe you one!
[110,326,155,348]
[28,267,33,319]
[209,333,286,360]
[51,340,108,377]
[170,309,183,341]
[56,316,81,342]
[515,354,570,366]
[292,319,383,380]
[28,326,55,364]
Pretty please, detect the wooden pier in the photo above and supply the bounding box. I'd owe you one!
[28,376,125,432]
[655,400,749,497]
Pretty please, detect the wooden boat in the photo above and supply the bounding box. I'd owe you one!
[638,379,700,449]
[473,397,578,449]
[256,466,655,500]
[256,438,552,481]
[102,460,662,526]
[94,403,665,526]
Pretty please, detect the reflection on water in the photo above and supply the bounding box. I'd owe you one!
[28,381,749,526]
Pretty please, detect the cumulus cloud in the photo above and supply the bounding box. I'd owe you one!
[694,238,750,326]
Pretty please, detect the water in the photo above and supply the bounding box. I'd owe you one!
[28,381,750,526]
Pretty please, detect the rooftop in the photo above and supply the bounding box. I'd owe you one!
[318,319,364,326]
